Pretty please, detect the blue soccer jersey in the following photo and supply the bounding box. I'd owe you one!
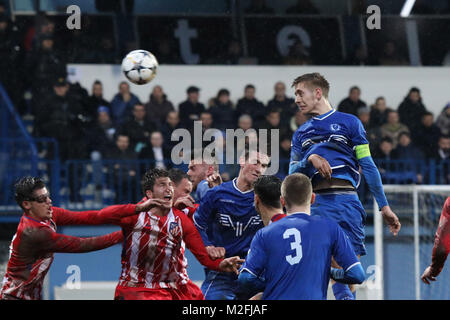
[241,213,360,300]
[290,108,369,188]
[193,178,264,258]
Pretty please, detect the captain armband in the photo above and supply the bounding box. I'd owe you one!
[355,144,371,160]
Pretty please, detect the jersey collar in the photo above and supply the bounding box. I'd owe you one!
[232,178,254,194]
[312,108,335,121]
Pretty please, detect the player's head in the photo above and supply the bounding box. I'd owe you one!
[168,168,193,203]
[291,72,330,116]
[14,176,53,220]
[238,149,270,185]
[253,175,282,215]
[141,168,174,205]
[280,173,315,213]
[187,151,219,190]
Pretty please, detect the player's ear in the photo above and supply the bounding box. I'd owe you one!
[145,189,153,199]
[280,196,286,208]
[315,87,322,101]
[22,200,32,211]
[310,192,315,205]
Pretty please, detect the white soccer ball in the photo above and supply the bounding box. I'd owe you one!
[121,49,158,85]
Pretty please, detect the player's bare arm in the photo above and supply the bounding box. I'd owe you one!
[206,246,226,259]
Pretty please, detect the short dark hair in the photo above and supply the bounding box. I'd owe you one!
[141,168,169,194]
[398,131,410,140]
[422,111,433,118]
[93,80,102,86]
[217,89,230,98]
[381,137,393,144]
[14,176,46,209]
[281,173,312,208]
[254,175,282,209]
[245,84,255,90]
[349,86,360,93]
[291,73,330,98]
[168,168,190,186]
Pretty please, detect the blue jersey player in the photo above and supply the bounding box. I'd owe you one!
[193,150,270,300]
[238,173,365,300]
[288,73,401,299]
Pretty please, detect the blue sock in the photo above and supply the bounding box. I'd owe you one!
[332,283,354,300]
[352,290,356,300]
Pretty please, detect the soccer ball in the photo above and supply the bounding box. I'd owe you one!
[121,50,158,85]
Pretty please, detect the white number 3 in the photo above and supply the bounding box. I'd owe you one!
[283,228,302,265]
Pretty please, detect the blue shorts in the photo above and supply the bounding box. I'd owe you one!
[201,269,238,300]
[311,191,367,256]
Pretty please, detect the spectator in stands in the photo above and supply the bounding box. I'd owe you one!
[0,13,22,106]
[178,86,205,129]
[238,114,253,132]
[209,89,236,131]
[155,38,182,64]
[221,39,244,65]
[369,96,389,128]
[198,111,222,150]
[87,106,116,160]
[373,137,396,183]
[282,39,312,65]
[398,87,427,132]
[436,103,450,136]
[245,0,275,14]
[435,135,450,184]
[279,134,293,178]
[380,109,410,149]
[139,131,172,170]
[378,40,408,66]
[144,85,175,127]
[289,109,308,134]
[160,111,183,149]
[337,86,367,116]
[345,44,370,66]
[392,131,425,184]
[413,112,442,158]
[235,84,266,128]
[35,78,86,160]
[357,107,382,150]
[286,0,320,14]
[106,134,138,204]
[24,16,55,52]
[110,81,141,125]
[119,103,157,153]
[267,81,296,126]
[260,109,289,141]
[26,34,67,101]
[86,80,110,123]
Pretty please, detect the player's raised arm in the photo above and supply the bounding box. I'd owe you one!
[192,190,226,259]
[180,213,243,273]
[350,118,401,236]
[25,226,124,254]
[421,197,450,284]
[52,198,165,226]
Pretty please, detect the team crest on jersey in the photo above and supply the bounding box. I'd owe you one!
[330,123,341,131]
[169,221,181,237]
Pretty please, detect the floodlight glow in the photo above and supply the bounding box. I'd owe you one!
[400,0,416,17]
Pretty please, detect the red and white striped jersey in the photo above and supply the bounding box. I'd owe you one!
[0,204,137,300]
[118,207,221,290]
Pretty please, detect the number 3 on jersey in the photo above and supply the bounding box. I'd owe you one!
[283,228,302,265]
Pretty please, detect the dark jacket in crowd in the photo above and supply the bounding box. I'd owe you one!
[87,95,111,122]
[110,93,141,125]
[235,97,266,128]
[160,122,183,149]
[397,97,427,132]
[178,100,206,128]
[267,96,297,126]
[138,145,172,170]
[87,121,116,158]
[337,98,367,116]
[119,118,158,150]
[144,94,175,126]
[209,99,236,131]
[369,107,389,128]
[413,123,442,158]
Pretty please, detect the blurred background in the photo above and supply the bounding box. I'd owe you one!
[0,0,449,300]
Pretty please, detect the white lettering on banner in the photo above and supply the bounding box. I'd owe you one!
[276,25,311,57]
[65,265,81,289]
[174,19,200,64]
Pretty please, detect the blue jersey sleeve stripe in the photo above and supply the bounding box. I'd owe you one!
[345,261,361,272]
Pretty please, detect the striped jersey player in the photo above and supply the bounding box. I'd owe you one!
[1,176,152,300]
[114,169,243,300]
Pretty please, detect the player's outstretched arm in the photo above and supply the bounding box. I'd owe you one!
[52,198,165,226]
[27,227,124,254]
[357,151,401,236]
[421,198,450,284]
[237,270,266,297]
